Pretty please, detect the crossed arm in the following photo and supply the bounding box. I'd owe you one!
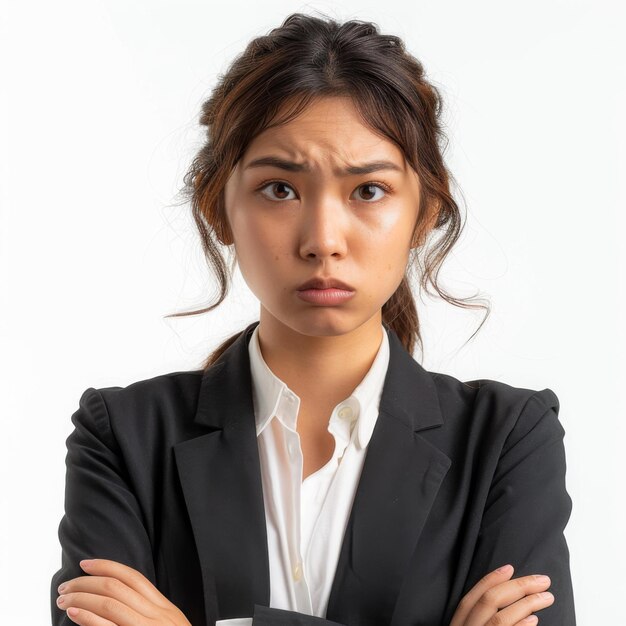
[53,559,558,626]
[51,388,575,625]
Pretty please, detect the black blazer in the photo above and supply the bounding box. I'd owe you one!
[51,321,576,626]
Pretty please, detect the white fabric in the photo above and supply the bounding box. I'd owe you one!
[216,323,390,624]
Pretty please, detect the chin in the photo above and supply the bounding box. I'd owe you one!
[285,309,377,338]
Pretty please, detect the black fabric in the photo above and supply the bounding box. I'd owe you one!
[252,604,346,625]
[51,321,576,625]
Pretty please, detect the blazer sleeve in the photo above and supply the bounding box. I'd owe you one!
[454,389,576,626]
[50,387,159,626]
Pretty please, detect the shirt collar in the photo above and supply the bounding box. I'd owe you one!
[247,323,390,450]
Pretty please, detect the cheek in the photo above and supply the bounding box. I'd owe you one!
[361,222,414,288]
[364,215,414,261]
[231,214,292,282]
[374,246,410,286]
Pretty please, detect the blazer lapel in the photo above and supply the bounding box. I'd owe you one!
[173,322,270,625]
[325,326,451,625]
[174,321,451,626]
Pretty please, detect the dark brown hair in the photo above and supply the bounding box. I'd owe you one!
[165,11,490,368]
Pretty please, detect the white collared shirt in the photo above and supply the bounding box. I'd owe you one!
[216,323,390,625]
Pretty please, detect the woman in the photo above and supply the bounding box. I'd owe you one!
[51,12,576,626]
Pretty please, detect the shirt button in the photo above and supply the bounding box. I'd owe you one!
[292,561,303,582]
[338,406,353,420]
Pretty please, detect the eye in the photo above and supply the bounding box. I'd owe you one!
[255,180,393,203]
[257,181,297,202]
[351,182,392,203]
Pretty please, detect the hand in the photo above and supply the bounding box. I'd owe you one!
[449,564,555,626]
[55,558,192,626]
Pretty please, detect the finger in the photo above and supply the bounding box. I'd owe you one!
[486,591,554,625]
[513,616,538,626]
[58,590,150,626]
[64,605,119,626]
[79,559,169,608]
[465,576,553,626]
[449,565,516,626]
[57,576,159,620]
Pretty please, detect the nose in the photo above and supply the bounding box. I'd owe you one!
[298,196,348,261]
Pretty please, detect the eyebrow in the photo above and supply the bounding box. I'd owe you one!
[243,156,404,176]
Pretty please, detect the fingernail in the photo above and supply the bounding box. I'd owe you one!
[522,616,537,623]
[80,559,94,568]
[540,591,554,600]
[535,575,550,583]
[58,584,67,593]
[496,564,513,573]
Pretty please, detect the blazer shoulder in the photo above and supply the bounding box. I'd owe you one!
[74,369,207,447]
[425,369,564,445]
[421,370,566,474]
[429,369,560,414]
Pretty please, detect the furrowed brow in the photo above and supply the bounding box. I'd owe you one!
[243,156,403,176]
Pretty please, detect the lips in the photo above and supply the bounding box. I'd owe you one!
[297,276,355,291]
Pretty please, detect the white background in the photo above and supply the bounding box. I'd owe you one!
[1,1,624,624]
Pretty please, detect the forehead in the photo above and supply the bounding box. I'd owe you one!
[241,95,406,168]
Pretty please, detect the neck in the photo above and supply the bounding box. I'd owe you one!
[256,309,384,419]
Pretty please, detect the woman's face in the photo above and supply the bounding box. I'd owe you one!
[224,95,423,338]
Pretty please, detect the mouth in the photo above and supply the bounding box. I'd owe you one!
[295,284,356,306]
[296,276,355,291]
